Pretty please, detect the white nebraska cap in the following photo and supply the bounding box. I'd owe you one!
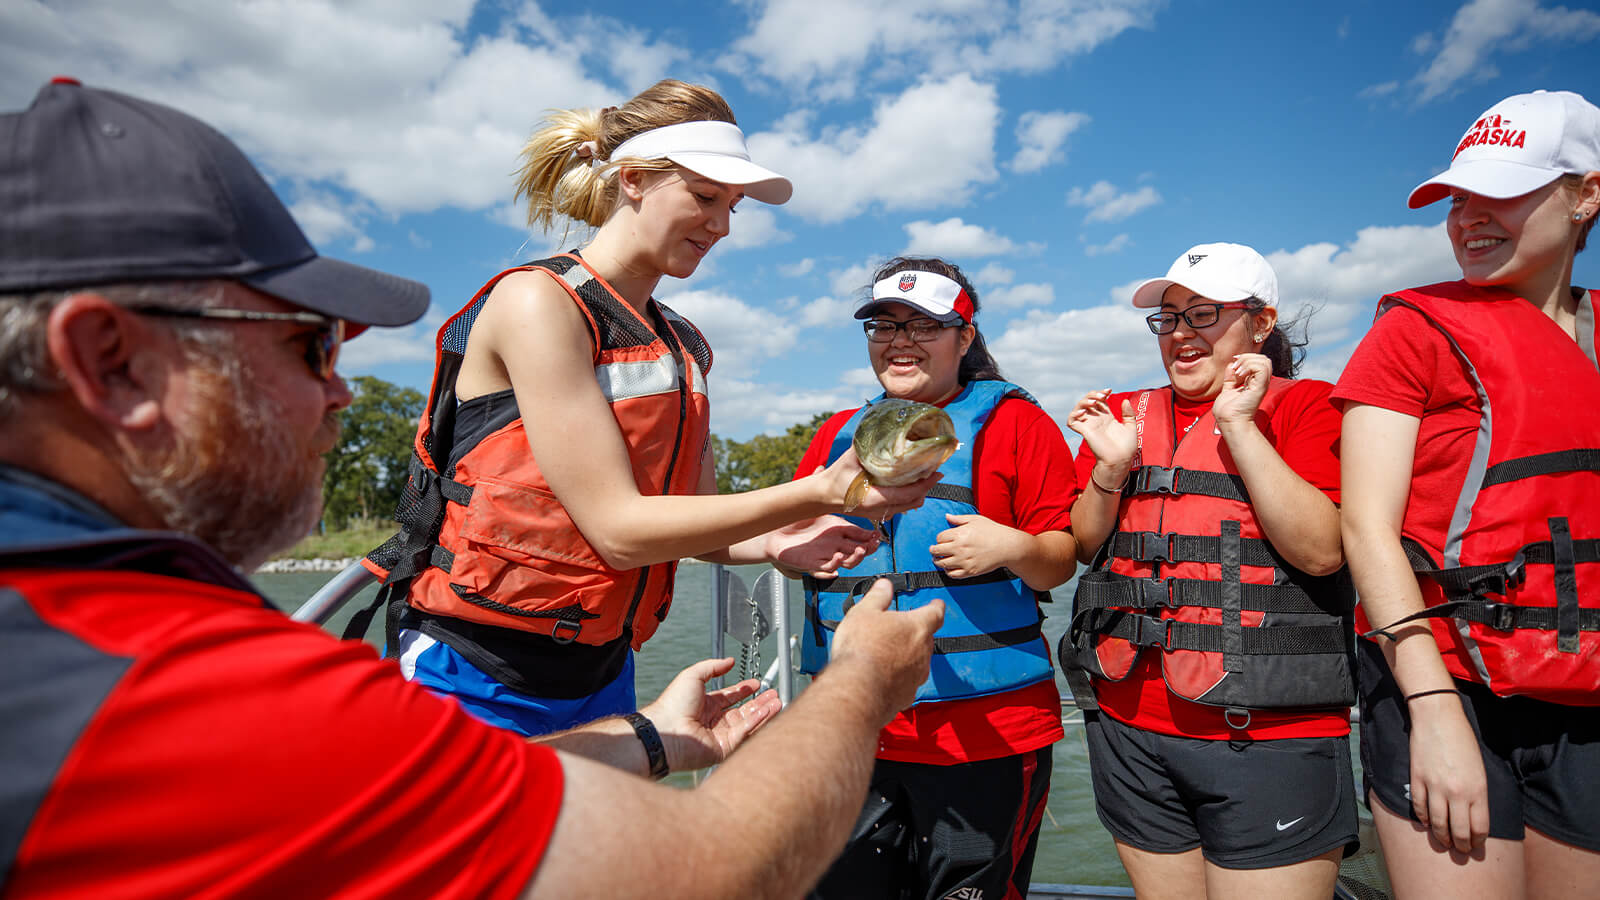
[1408,90,1600,209]
[607,120,793,205]
[1130,242,1279,309]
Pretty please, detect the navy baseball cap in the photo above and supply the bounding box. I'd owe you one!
[0,78,429,333]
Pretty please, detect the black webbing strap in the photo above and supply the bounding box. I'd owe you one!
[1108,530,1284,570]
[1551,516,1580,654]
[1059,664,1101,712]
[1128,465,1250,503]
[1481,448,1600,489]
[809,568,1017,595]
[1362,599,1600,639]
[1074,572,1331,615]
[804,603,1041,655]
[1221,520,1243,673]
[932,622,1042,655]
[1079,610,1347,656]
[926,483,975,505]
[1400,536,1600,599]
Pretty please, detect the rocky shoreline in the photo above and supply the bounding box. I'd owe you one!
[257,557,360,574]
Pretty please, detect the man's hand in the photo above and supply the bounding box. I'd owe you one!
[640,658,782,773]
[825,578,943,724]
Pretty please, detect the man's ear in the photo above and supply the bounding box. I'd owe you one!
[46,293,165,431]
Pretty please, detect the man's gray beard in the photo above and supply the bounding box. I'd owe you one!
[125,347,327,571]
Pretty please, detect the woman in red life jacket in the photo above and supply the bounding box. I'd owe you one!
[793,256,1078,900]
[1059,242,1356,899]
[1335,89,1600,899]
[363,80,937,738]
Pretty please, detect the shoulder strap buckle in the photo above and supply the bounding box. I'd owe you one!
[1132,466,1178,495]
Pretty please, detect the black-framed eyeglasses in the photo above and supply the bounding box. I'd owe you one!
[1145,302,1254,335]
[863,317,955,343]
[128,305,344,381]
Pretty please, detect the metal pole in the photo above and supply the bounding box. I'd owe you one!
[708,563,726,690]
[291,561,377,624]
[770,572,793,706]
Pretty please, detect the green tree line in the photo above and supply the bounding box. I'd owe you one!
[320,375,830,530]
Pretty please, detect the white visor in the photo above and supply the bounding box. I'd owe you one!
[856,270,974,324]
[607,121,792,205]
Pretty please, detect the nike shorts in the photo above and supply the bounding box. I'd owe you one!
[1357,638,1600,851]
[1085,711,1358,869]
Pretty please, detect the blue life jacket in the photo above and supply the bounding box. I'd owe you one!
[801,380,1055,703]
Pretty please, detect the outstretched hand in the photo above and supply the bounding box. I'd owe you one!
[639,658,782,773]
[764,515,880,578]
[1067,390,1137,480]
[828,578,943,724]
[1212,353,1272,428]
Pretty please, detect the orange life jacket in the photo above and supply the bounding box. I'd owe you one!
[1060,380,1356,715]
[1364,282,1600,705]
[364,254,711,650]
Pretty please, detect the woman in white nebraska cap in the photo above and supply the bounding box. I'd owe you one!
[361,80,939,739]
[1335,90,1600,897]
[1061,242,1357,898]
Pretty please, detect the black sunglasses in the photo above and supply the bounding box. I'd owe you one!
[1144,302,1253,335]
[128,305,344,381]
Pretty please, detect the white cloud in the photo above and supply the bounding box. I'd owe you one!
[989,304,1163,428]
[1084,233,1131,256]
[340,321,437,371]
[654,287,798,381]
[831,261,878,299]
[749,75,1001,223]
[725,0,1158,98]
[778,258,816,277]
[797,295,858,328]
[973,263,1015,286]
[1410,0,1600,103]
[1010,110,1090,173]
[985,282,1055,309]
[1067,180,1162,223]
[900,217,1041,257]
[289,191,375,253]
[722,206,793,250]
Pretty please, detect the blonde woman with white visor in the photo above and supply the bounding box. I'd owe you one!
[362,80,939,740]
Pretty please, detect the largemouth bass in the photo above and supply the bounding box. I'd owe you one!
[843,399,958,512]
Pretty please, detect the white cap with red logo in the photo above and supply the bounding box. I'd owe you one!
[1408,89,1600,209]
[855,270,975,324]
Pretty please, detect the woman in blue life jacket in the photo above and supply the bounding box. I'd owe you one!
[1335,89,1600,900]
[792,256,1078,900]
[363,80,939,739]
[1060,243,1355,900]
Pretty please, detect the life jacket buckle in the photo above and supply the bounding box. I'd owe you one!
[1130,614,1175,650]
[1482,602,1518,632]
[1134,466,1177,495]
[1503,550,1527,592]
[1132,531,1176,564]
[1140,576,1173,609]
[549,620,583,644]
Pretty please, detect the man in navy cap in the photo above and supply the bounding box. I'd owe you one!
[0,79,942,899]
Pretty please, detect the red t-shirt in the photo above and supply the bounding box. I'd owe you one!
[1073,380,1349,740]
[795,394,1078,765]
[5,569,563,900]
[1331,302,1504,665]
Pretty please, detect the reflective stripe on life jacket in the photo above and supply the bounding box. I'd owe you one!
[1059,380,1356,714]
[800,381,1056,703]
[1360,282,1600,705]
[363,254,711,650]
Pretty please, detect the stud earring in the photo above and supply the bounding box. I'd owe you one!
[1253,334,1265,342]
[1576,211,1588,222]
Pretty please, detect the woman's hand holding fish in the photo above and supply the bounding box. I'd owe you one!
[815,449,941,520]
[1212,352,1272,429]
[763,515,881,578]
[1067,390,1137,485]
[929,513,1023,580]
[639,657,783,772]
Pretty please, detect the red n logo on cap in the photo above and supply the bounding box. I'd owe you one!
[899,274,916,291]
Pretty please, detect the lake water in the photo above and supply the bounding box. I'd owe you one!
[256,565,1374,890]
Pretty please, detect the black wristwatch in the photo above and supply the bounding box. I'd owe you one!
[623,711,670,780]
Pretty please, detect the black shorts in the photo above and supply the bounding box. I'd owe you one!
[1085,711,1358,869]
[1357,639,1600,851]
[809,747,1052,900]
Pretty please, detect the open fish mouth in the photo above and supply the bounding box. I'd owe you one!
[844,399,958,511]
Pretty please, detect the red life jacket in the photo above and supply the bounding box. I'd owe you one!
[364,254,711,650]
[1060,380,1355,716]
[1365,282,1600,705]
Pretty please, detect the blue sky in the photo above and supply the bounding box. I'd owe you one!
[5,0,1599,440]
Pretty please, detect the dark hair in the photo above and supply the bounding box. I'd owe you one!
[867,256,1004,383]
[1247,298,1309,378]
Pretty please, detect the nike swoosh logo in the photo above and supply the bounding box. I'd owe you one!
[1275,817,1305,831]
